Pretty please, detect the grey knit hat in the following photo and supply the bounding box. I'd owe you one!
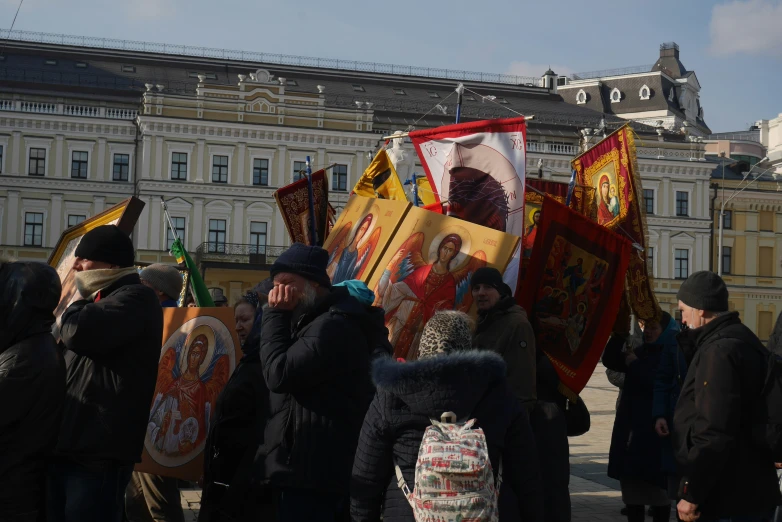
[676,271,729,312]
[140,264,183,301]
[417,310,473,360]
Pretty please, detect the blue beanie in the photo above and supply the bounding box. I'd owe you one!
[271,243,331,288]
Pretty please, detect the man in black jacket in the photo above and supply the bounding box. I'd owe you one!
[673,271,780,522]
[47,225,163,522]
[257,243,379,521]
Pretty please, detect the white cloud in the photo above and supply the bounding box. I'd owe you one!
[505,61,572,81]
[125,0,179,20]
[710,0,782,56]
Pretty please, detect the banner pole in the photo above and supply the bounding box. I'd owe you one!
[455,83,464,124]
[305,156,318,246]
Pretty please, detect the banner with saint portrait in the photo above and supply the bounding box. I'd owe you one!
[274,168,330,246]
[323,195,410,285]
[572,124,660,321]
[135,307,242,480]
[520,196,631,398]
[368,206,519,360]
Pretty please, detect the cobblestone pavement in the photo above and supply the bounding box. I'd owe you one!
[181,364,670,521]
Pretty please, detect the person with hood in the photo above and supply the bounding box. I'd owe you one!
[47,225,164,522]
[256,243,383,521]
[603,311,679,522]
[333,279,393,361]
[126,263,185,522]
[470,267,537,413]
[350,310,543,521]
[673,271,779,522]
[199,290,274,522]
[0,261,65,522]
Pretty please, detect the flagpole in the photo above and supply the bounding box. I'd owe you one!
[412,173,420,206]
[305,155,318,246]
[160,196,179,245]
[455,83,464,124]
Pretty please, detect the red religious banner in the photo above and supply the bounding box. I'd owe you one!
[274,169,330,245]
[572,125,660,321]
[520,197,631,398]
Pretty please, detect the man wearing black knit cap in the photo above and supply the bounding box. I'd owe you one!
[256,242,383,521]
[47,225,164,522]
[673,271,780,522]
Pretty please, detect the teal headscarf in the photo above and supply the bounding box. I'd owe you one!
[334,279,375,306]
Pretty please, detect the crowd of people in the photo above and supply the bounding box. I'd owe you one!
[2,226,782,522]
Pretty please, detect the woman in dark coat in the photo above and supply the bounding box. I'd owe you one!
[603,312,679,522]
[350,310,543,522]
[199,294,272,521]
[0,261,65,522]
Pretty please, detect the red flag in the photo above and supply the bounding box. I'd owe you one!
[520,196,631,398]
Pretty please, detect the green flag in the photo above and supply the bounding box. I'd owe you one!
[170,237,214,307]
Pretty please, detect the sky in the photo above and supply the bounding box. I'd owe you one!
[1,0,780,133]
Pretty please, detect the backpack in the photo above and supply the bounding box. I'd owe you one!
[395,411,501,522]
[751,347,782,461]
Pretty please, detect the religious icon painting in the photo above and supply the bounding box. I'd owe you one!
[368,206,519,361]
[135,307,241,480]
[323,195,411,285]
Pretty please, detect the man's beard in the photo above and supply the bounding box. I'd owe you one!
[291,283,318,323]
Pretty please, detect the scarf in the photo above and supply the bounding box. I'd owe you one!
[75,267,138,300]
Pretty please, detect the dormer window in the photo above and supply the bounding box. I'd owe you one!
[286,79,298,86]
[393,88,406,95]
[464,95,475,101]
[352,85,365,92]
[75,62,88,69]
[44,60,57,66]
[610,88,622,103]
[122,65,136,73]
[428,92,440,98]
[498,98,509,104]
[639,85,651,100]
[576,90,587,104]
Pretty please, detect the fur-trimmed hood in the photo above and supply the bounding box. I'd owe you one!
[372,350,507,417]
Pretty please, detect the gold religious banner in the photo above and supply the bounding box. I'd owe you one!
[368,206,519,360]
[135,307,242,481]
[323,195,411,285]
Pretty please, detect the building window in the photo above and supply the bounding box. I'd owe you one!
[212,155,228,183]
[121,65,136,73]
[639,85,650,100]
[674,249,689,280]
[576,90,587,104]
[253,158,269,186]
[643,189,654,215]
[208,219,227,253]
[675,191,689,217]
[166,216,186,250]
[171,152,188,181]
[722,246,732,275]
[610,88,621,103]
[29,148,46,176]
[24,212,44,246]
[646,246,654,274]
[723,209,732,229]
[759,247,773,277]
[250,221,267,254]
[352,85,365,92]
[760,210,774,232]
[67,214,86,228]
[75,61,88,68]
[113,153,130,181]
[44,59,57,66]
[428,92,440,98]
[293,160,307,181]
[393,88,406,95]
[759,311,773,341]
[71,151,88,179]
[333,164,348,191]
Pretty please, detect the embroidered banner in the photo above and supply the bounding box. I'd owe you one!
[520,196,631,398]
[572,125,659,321]
[274,169,329,246]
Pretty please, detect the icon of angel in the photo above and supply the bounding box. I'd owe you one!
[326,213,382,284]
[147,324,229,459]
[373,230,486,360]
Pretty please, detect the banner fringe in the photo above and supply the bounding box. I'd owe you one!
[558,382,579,404]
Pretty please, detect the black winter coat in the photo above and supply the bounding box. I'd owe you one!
[56,273,163,465]
[350,351,544,522]
[768,310,782,355]
[256,287,381,494]
[0,262,65,520]
[673,312,780,519]
[603,334,666,488]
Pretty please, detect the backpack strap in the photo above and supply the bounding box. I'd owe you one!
[393,461,413,505]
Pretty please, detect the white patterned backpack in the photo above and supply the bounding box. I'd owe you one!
[395,411,502,522]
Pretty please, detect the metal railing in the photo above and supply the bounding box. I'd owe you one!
[569,64,654,81]
[0,28,540,86]
[0,98,138,120]
[526,141,580,155]
[706,132,761,143]
[194,243,287,266]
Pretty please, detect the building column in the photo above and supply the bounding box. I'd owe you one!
[96,138,106,182]
[192,198,204,249]
[695,233,703,272]
[273,212,286,247]
[228,281,243,307]
[317,148,326,171]
[150,199,162,251]
[93,196,105,215]
[7,190,19,245]
[196,140,205,183]
[354,151,366,190]
[142,136,153,179]
[12,131,21,175]
[662,177,671,216]
[155,137,164,181]
[660,230,671,279]
[746,235,759,276]
[277,145,287,187]
[233,200,245,245]
[236,143,246,186]
[54,135,64,178]
[136,195,150,250]
[50,194,63,248]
